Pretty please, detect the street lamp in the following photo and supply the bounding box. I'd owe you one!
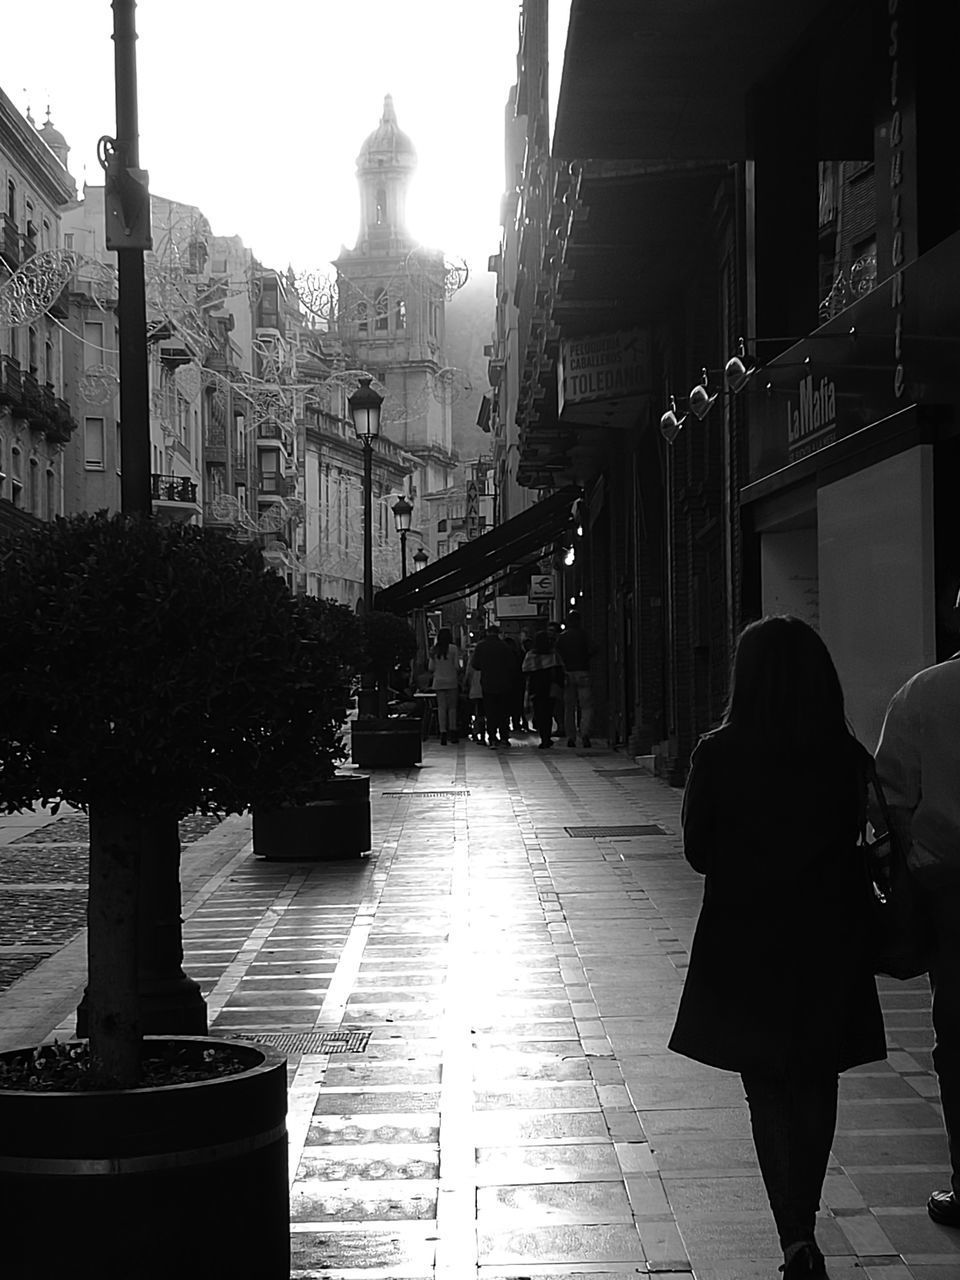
[348,375,383,611]
[392,495,413,578]
[413,547,429,572]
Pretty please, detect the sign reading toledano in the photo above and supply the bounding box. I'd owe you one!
[560,329,649,406]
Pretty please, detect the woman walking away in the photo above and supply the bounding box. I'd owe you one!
[668,616,885,1279]
[522,631,565,748]
[428,627,462,744]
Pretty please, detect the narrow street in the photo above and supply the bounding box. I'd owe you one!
[1,739,955,1277]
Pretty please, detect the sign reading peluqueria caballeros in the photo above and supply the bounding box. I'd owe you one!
[559,329,649,406]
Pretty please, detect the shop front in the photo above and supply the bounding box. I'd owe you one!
[741,231,960,745]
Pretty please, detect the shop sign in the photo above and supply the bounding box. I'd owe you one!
[559,329,649,406]
[495,595,539,618]
[528,573,555,600]
[786,373,838,462]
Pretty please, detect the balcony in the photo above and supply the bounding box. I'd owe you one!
[0,355,23,406]
[257,470,288,498]
[151,473,201,523]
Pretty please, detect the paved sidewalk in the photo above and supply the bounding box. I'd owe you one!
[0,737,956,1278]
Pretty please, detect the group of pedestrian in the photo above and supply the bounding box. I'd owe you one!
[425,612,595,750]
[670,613,960,1278]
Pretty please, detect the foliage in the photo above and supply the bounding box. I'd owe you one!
[0,1039,252,1092]
[359,609,417,674]
[0,513,362,818]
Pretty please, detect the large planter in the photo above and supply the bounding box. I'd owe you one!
[351,715,422,768]
[253,773,371,860]
[0,1035,289,1278]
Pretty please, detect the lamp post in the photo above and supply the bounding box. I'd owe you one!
[413,547,429,572]
[348,375,383,611]
[392,495,413,578]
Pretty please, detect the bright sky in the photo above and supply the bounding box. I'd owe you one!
[0,0,569,279]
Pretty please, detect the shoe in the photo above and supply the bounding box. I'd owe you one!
[566,738,576,748]
[928,1189,960,1226]
[538,740,552,749]
[581,737,592,748]
[779,1242,826,1278]
[440,733,447,745]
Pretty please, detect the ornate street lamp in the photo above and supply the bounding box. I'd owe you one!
[413,547,429,572]
[348,375,383,611]
[391,495,413,578]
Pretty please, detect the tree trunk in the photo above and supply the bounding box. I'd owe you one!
[87,805,142,1089]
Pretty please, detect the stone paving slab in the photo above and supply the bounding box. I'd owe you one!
[0,739,954,1277]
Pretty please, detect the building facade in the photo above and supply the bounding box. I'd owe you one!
[0,93,79,527]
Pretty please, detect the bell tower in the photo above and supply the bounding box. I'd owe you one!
[335,96,456,494]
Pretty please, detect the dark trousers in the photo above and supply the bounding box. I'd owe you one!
[741,1068,839,1248]
[923,885,960,1194]
[532,693,555,745]
[483,691,511,743]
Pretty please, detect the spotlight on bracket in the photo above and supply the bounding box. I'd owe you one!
[689,368,718,420]
[659,395,685,444]
[724,338,755,393]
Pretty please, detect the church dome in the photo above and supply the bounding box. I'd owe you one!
[37,110,70,168]
[357,95,416,172]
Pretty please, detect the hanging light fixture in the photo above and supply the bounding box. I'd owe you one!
[659,396,685,444]
[688,368,718,420]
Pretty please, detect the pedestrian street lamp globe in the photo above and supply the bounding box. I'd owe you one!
[392,494,413,579]
[348,375,384,611]
[413,547,429,571]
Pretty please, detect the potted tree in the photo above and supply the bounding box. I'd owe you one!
[350,609,422,767]
[0,512,361,1278]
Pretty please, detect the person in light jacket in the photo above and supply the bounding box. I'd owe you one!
[874,652,960,1227]
[428,627,461,744]
[668,616,885,1280]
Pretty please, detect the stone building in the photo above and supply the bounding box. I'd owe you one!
[0,92,79,526]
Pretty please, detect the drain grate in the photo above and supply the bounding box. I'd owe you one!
[381,789,470,798]
[227,1030,372,1054]
[565,824,669,838]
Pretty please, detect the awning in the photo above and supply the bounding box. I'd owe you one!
[374,486,580,614]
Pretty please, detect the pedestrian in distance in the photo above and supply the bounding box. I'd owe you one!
[546,620,564,735]
[428,627,462,745]
[464,646,486,742]
[668,615,885,1280]
[554,609,594,747]
[522,630,565,748]
[873,649,960,1227]
[503,635,529,734]
[469,625,516,747]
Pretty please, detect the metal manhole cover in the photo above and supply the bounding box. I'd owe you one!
[565,824,669,837]
[381,790,470,798]
[226,1030,371,1054]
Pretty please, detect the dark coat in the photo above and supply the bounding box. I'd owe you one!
[668,725,886,1076]
[471,636,520,696]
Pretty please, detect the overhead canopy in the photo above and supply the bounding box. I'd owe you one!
[374,486,580,614]
[553,0,871,162]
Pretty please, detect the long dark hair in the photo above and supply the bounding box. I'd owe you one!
[723,615,851,752]
[433,627,452,660]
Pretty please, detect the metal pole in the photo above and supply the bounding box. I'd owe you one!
[363,440,373,610]
[112,0,152,516]
[400,529,407,578]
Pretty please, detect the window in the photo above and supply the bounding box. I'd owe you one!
[45,339,54,386]
[64,232,74,250]
[116,423,122,474]
[42,219,50,251]
[83,320,104,369]
[10,446,22,506]
[375,186,387,226]
[375,288,388,331]
[46,468,55,518]
[84,417,105,469]
[6,179,14,219]
[395,298,406,330]
[28,327,38,376]
[357,300,368,334]
[29,458,39,514]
